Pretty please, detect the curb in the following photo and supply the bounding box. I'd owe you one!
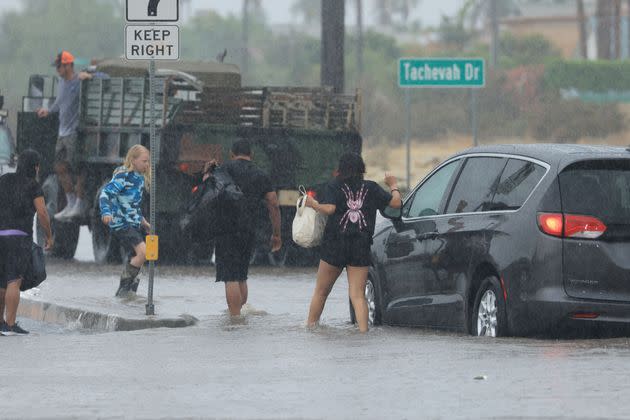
[18,298,198,332]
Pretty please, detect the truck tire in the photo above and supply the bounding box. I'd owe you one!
[36,174,79,259]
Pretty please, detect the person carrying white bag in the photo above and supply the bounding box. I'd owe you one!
[304,152,402,333]
[292,186,327,248]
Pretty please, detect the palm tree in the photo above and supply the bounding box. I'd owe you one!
[291,0,321,24]
[596,0,612,59]
[374,0,421,27]
[241,0,262,80]
[577,0,587,58]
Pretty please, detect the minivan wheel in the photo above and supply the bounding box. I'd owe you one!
[350,277,382,326]
[472,276,508,337]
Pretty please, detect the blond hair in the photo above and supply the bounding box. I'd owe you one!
[122,144,151,189]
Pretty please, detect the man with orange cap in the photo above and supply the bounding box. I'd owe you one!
[36,50,107,220]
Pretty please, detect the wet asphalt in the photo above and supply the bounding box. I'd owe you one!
[3,229,630,419]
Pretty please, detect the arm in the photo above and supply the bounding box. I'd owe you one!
[264,191,282,252]
[305,196,336,216]
[37,97,59,117]
[78,71,109,81]
[385,172,403,209]
[99,173,126,225]
[34,197,53,250]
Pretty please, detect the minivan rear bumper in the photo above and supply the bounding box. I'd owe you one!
[508,286,630,335]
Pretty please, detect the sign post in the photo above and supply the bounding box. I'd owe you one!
[125,0,180,316]
[398,58,485,185]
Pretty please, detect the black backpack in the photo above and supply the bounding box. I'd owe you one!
[179,167,243,238]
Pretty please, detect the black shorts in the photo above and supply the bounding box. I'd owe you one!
[112,227,145,257]
[320,235,372,268]
[0,236,32,289]
[215,231,255,282]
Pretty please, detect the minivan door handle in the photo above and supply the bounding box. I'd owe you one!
[416,231,438,241]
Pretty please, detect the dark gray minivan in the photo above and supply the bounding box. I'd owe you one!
[361,144,630,337]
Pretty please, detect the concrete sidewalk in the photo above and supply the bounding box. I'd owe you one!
[17,259,324,332]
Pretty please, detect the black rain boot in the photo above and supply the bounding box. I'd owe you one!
[115,263,141,297]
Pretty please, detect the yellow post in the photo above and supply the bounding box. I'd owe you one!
[146,235,159,261]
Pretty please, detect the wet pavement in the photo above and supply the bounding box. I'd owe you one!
[4,253,630,419]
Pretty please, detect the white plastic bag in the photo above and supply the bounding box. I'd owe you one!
[292,186,327,248]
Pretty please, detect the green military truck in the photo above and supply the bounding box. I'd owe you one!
[17,59,362,265]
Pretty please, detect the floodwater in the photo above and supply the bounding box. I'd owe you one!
[4,232,630,419]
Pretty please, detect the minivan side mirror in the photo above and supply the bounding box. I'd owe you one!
[381,206,402,220]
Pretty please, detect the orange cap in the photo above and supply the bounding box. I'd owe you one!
[52,50,75,67]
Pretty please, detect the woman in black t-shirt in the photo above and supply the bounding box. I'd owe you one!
[0,150,53,336]
[305,153,402,332]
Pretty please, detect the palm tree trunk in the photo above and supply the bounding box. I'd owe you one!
[489,0,499,69]
[597,0,612,59]
[577,0,588,59]
[242,0,250,80]
[321,0,345,93]
[614,0,622,59]
[357,0,364,79]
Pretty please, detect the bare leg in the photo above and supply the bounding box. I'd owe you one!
[75,170,86,200]
[0,288,5,324]
[307,260,343,327]
[225,282,243,316]
[347,266,369,333]
[239,281,248,306]
[130,241,147,268]
[54,161,74,195]
[5,279,22,326]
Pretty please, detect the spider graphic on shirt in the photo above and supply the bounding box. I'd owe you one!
[340,183,368,232]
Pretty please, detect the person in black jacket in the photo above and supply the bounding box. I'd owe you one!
[0,150,53,336]
[305,153,402,332]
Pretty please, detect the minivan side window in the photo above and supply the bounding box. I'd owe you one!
[491,159,546,211]
[404,160,459,218]
[446,157,507,214]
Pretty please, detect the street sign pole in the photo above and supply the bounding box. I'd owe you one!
[398,58,485,156]
[471,89,479,147]
[125,0,179,317]
[146,58,156,316]
[405,89,411,189]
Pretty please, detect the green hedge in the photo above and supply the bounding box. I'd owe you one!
[545,60,630,92]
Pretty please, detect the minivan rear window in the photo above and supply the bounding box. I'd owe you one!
[446,157,506,213]
[491,159,546,211]
[559,159,630,224]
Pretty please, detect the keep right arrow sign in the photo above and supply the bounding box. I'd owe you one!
[126,0,179,22]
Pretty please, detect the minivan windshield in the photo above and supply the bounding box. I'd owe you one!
[559,159,630,225]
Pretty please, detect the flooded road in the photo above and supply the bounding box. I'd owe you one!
[4,249,630,419]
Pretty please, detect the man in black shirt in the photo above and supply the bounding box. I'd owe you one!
[213,140,281,316]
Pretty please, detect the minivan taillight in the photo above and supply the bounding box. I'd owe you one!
[538,213,563,237]
[564,214,607,239]
[538,213,607,239]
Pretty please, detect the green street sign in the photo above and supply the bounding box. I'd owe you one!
[399,58,485,88]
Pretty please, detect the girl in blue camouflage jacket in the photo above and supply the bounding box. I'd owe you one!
[99,145,151,297]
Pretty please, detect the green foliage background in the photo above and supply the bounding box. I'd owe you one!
[0,0,626,145]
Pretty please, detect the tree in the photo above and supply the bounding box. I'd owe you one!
[577,0,587,58]
[356,0,364,79]
[291,0,321,24]
[242,0,263,81]
[374,0,421,27]
[596,0,612,59]
[321,0,345,93]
